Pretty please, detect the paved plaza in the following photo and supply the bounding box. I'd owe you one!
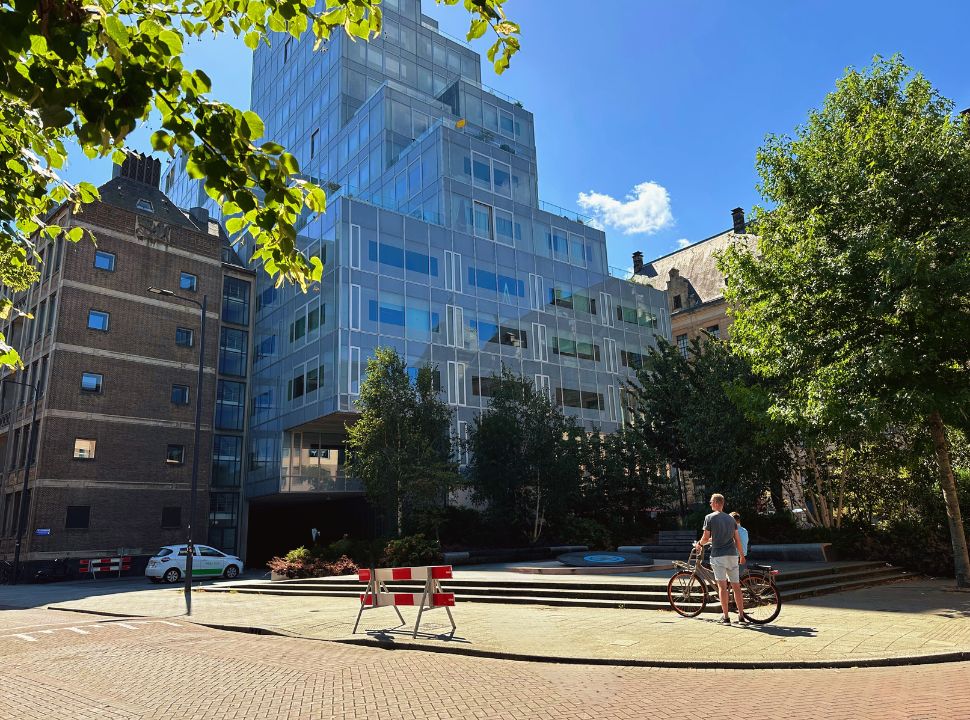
[0,606,968,720]
[32,574,970,667]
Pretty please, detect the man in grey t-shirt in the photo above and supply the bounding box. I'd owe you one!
[695,493,747,624]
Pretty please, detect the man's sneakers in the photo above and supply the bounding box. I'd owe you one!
[737,614,751,625]
[717,616,731,625]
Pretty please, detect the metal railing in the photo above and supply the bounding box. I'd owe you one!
[279,472,365,494]
[539,200,595,226]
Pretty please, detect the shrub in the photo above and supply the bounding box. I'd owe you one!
[551,516,613,549]
[267,553,359,579]
[381,534,442,567]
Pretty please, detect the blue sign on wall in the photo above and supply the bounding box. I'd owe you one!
[34,528,51,536]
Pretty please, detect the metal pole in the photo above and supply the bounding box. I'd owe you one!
[7,379,38,585]
[184,294,206,616]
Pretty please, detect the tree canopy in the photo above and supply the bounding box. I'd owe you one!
[0,0,520,368]
[345,347,457,537]
[720,55,970,584]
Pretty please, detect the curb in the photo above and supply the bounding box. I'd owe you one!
[47,605,970,671]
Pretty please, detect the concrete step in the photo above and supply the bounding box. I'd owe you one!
[203,562,912,609]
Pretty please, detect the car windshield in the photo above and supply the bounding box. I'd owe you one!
[155,548,173,557]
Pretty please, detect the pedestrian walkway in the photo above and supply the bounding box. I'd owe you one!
[47,576,970,667]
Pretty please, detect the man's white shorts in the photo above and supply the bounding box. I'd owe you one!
[711,555,740,584]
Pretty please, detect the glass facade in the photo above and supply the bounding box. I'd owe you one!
[167,0,670,500]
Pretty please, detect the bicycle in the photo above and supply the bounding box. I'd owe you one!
[667,544,782,624]
[0,559,13,585]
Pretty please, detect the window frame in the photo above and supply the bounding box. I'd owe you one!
[87,310,110,332]
[166,444,186,464]
[93,250,116,272]
[73,438,97,460]
[175,326,194,347]
[179,271,198,292]
[80,372,103,393]
[171,384,190,405]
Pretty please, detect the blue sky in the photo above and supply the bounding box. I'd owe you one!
[64,0,970,269]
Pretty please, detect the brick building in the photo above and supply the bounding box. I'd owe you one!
[632,208,757,356]
[0,154,253,570]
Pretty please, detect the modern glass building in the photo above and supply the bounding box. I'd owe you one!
[165,0,670,558]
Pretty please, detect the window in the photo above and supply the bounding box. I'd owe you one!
[171,384,190,405]
[457,420,470,467]
[176,327,194,347]
[310,128,320,158]
[180,272,198,292]
[472,152,491,189]
[94,251,115,271]
[673,294,683,310]
[199,546,225,558]
[80,372,102,393]
[473,201,492,240]
[706,324,720,340]
[135,198,154,213]
[350,224,361,269]
[493,160,511,197]
[444,251,462,292]
[446,305,464,348]
[87,310,109,331]
[218,327,248,377]
[349,284,361,330]
[599,292,614,327]
[535,374,552,402]
[212,435,242,487]
[221,277,250,325]
[532,323,548,362]
[349,345,361,395]
[65,506,90,529]
[604,338,618,374]
[166,444,185,464]
[73,439,96,459]
[494,209,514,246]
[161,506,181,528]
[529,274,544,311]
[216,380,245,430]
[676,333,689,358]
[447,361,466,406]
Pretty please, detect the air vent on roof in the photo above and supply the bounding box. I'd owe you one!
[136,199,154,213]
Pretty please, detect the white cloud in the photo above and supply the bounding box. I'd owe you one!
[676,238,691,249]
[577,181,673,236]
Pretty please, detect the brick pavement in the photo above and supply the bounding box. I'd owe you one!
[0,608,967,720]
[48,577,970,666]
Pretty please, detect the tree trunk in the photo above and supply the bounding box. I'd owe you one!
[928,410,970,587]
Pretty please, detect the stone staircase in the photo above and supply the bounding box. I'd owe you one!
[204,561,911,614]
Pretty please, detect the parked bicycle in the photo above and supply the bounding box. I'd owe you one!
[667,544,782,624]
[0,559,14,585]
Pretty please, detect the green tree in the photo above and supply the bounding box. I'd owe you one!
[467,369,584,543]
[720,56,970,585]
[627,337,791,513]
[0,0,520,368]
[346,347,458,537]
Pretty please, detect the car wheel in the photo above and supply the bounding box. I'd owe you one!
[223,564,240,580]
[163,567,181,584]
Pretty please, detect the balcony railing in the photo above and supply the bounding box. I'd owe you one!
[539,200,595,226]
[279,472,365,494]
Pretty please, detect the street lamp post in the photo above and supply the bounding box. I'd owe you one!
[1,377,40,585]
[149,286,207,616]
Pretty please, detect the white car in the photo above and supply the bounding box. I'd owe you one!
[146,544,243,584]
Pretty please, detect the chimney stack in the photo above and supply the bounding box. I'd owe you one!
[731,207,746,234]
[632,251,644,273]
[112,151,161,189]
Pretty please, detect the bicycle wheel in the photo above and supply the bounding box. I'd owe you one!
[740,574,781,624]
[667,571,707,618]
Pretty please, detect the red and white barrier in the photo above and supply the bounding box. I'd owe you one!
[79,556,132,578]
[353,565,458,638]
